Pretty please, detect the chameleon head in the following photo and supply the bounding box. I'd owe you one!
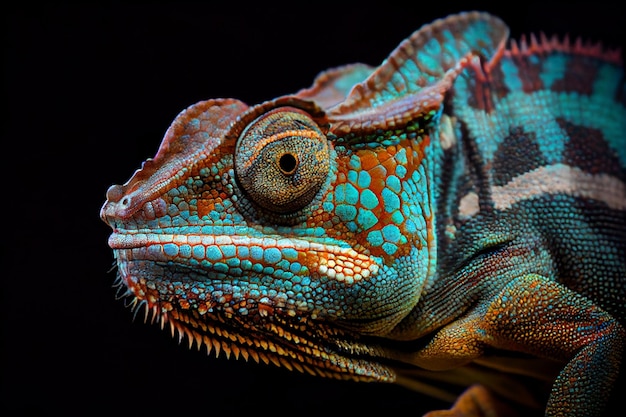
[100,93,438,381]
[100,11,507,382]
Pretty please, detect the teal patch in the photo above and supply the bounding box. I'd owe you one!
[357,170,371,188]
[226,257,240,267]
[399,58,424,88]
[163,243,179,256]
[592,65,626,164]
[539,54,567,89]
[391,210,404,224]
[411,169,421,183]
[360,189,379,210]
[382,224,401,243]
[237,246,249,258]
[276,259,290,272]
[357,208,378,230]
[264,247,282,264]
[404,218,418,234]
[337,204,357,222]
[345,221,358,233]
[313,227,326,237]
[501,58,523,91]
[349,155,361,170]
[382,242,398,255]
[386,175,401,193]
[402,204,411,217]
[344,183,359,205]
[422,37,442,61]
[179,244,191,258]
[442,29,461,60]
[192,245,205,259]
[206,245,222,261]
[395,148,407,164]
[335,183,346,203]
[221,245,236,258]
[412,53,442,81]
[290,262,302,273]
[366,230,384,247]
[381,188,400,212]
[282,247,298,261]
[250,246,263,261]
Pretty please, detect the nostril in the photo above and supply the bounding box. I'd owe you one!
[103,179,149,221]
[105,184,125,203]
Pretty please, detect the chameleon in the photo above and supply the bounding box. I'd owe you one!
[100,11,625,417]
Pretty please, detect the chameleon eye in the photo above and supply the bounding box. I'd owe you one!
[234,106,330,213]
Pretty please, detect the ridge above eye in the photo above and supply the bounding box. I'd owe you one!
[234,106,330,214]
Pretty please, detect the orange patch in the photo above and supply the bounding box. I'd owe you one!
[197,199,214,218]
[360,151,381,170]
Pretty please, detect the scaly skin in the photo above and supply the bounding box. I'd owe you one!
[100,12,625,417]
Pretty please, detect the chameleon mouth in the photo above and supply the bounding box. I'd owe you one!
[107,230,397,381]
[112,262,395,383]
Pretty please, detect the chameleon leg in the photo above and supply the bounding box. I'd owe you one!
[482,275,625,417]
[414,274,623,417]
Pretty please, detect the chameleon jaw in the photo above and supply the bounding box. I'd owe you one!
[112,257,396,383]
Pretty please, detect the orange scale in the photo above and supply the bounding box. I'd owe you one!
[394,244,413,258]
[197,200,214,218]
[309,215,328,229]
[298,251,322,269]
[405,148,424,167]
[369,164,388,177]
[381,157,398,173]
[359,150,381,170]
[368,178,387,196]
[375,149,393,164]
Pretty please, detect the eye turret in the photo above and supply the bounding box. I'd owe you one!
[234,106,330,213]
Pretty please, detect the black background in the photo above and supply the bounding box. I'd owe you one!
[4,2,624,416]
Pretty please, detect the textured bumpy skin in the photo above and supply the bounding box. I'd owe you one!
[100,12,626,417]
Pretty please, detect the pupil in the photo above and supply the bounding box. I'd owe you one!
[278,153,297,175]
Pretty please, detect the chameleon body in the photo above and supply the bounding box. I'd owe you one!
[100,12,626,417]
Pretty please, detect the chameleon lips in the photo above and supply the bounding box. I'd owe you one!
[107,232,380,284]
